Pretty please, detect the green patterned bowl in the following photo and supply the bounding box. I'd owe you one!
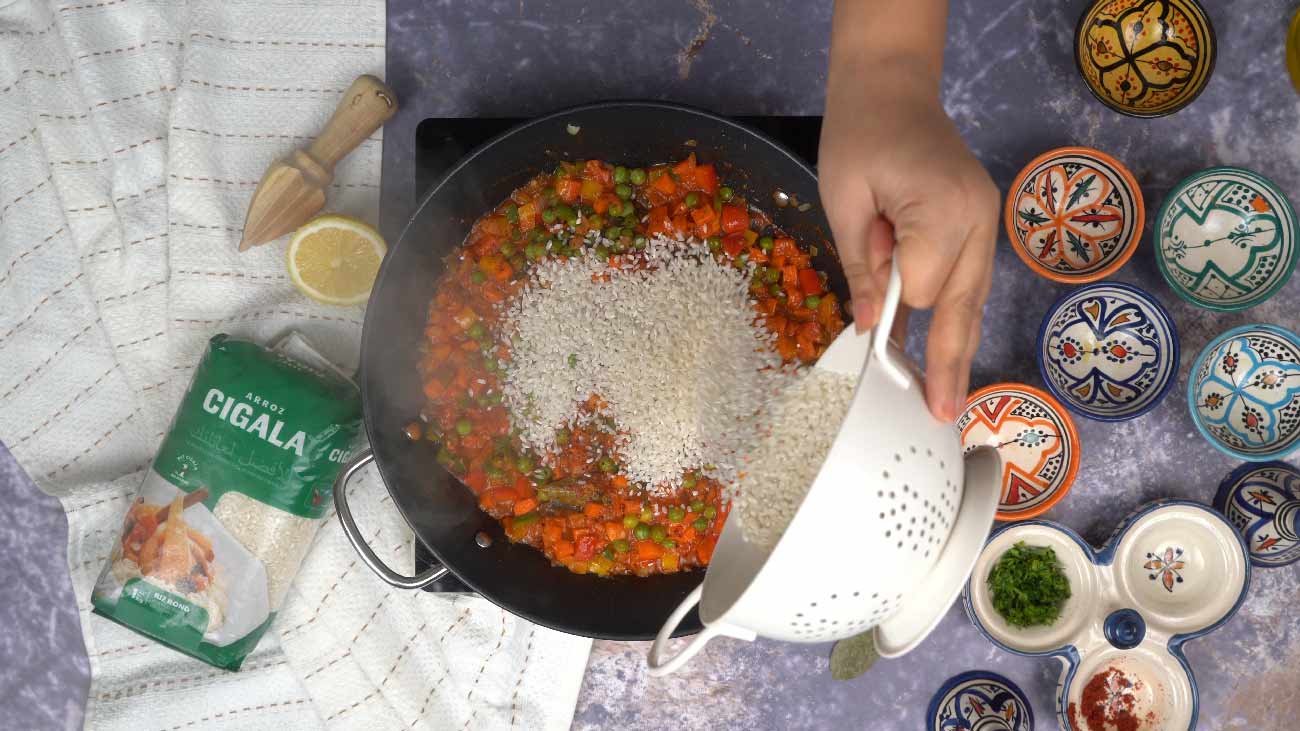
[1155,166,1299,311]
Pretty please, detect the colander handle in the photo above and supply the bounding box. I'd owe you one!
[871,261,910,389]
[646,584,755,676]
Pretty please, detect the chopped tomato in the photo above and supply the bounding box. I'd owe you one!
[798,268,824,296]
[721,233,746,258]
[720,204,748,234]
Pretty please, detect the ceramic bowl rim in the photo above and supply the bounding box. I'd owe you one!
[925,669,1034,731]
[1153,165,1300,312]
[1212,460,1300,568]
[1186,322,1300,461]
[963,382,1082,520]
[1035,280,1181,422]
[1072,0,1218,119]
[1003,146,1145,284]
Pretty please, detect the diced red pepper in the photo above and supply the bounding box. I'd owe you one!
[651,172,677,195]
[772,237,799,258]
[720,204,748,234]
[721,233,746,258]
[693,164,718,195]
[672,153,696,178]
[635,540,665,560]
[781,265,799,287]
[689,205,716,227]
[798,268,824,296]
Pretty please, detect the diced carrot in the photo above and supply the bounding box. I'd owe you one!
[635,540,665,560]
[748,247,769,264]
[795,335,817,361]
[466,469,488,494]
[672,153,696,178]
[584,159,612,186]
[422,379,445,400]
[555,177,581,203]
[671,213,690,235]
[624,499,643,515]
[661,553,680,572]
[788,254,812,269]
[583,502,604,518]
[775,335,797,361]
[513,497,538,516]
[652,172,677,195]
[480,215,510,237]
[542,521,564,545]
[693,164,718,195]
[554,541,575,559]
[517,202,537,231]
[697,536,717,563]
[720,205,748,234]
[757,298,778,316]
[690,205,717,226]
[798,268,824,295]
[786,286,805,308]
[781,265,799,287]
[604,522,627,541]
[721,233,746,258]
[772,237,798,258]
[611,475,629,490]
[769,314,788,335]
[453,306,478,331]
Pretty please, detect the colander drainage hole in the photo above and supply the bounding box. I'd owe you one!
[853,591,860,597]
[894,453,901,462]
[882,471,890,480]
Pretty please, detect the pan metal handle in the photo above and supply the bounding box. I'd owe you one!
[333,449,449,590]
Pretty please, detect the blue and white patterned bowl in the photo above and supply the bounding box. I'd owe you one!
[926,670,1033,731]
[1214,461,1300,567]
[963,500,1251,731]
[1156,166,1299,311]
[1188,324,1300,461]
[1037,282,1180,421]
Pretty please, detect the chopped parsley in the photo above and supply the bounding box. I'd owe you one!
[987,541,1071,628]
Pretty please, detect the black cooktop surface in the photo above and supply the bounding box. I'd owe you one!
[410,113,822,592]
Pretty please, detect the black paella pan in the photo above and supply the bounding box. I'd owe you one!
[334,101,850,640]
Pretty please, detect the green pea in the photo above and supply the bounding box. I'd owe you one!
[588,214,605,229]
[514,511,540,526]
[606,200,622,218]
[568,353,578,368]
[467,321,486,340]
[602,547,615,561]
[682,473,697,488]
[555,427,571,445]
[765,268,780,284]
[684,192,699,208]
[703,505,717,519]
[525,242,546,261]
[470,269,487,284]
[531,465,552,482]
[613,166,629,183]
[804,295,822,308]
[737,253,749,266]
[509,255,527,272]
[633,235,648,250]
[719,186,734,201]
[690,500,705,512]
[455,418,473,436]
[634,523,651,540]
[662,539,677,549]
[485,463,504,479]
[605,226,622,240]
[515,454,535,472]
[541,208,556,224]
[611,237,628,254]
[668,506,686,522]
[615,183,632,200]
[529,229,545,242]
[554,204,577,224]
[613,538,631,552]
[768,282,782,296]
[629,168,647,185]
[598,457,617,473]
[640,508,653,522]
[758,236,774,252]
[650,524,667,543]
[482,355,498,372]
[692,518,709,532]
[594,245,611,259]
[622,514,640,530]
[707,236,722,253]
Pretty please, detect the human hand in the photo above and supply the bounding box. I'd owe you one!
[818,55,999,423]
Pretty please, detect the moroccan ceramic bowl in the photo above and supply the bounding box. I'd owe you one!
[1214,461,1300,568]
[926,670,1033,731]
[964,500,1250,731]
[1074,0,1217,118]
[1155,166,1299,311]
[959,383,1081,521]
[1037,282,1180,421]
[1188,324,1300,461]
[1005,147,1144,284]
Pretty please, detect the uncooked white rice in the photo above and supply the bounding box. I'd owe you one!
[736,369,857,550]
[499,234,794,492]
[212,492,321,610]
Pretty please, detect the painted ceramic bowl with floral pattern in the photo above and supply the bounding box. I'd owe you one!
[1156,166,1299,311]
[959,383,1081,521]
[964,500,1250,731]
[1213,461,1300,568]
[1037,282,1180,421]
[926,670,1033,731]
[1074,0,1216,118]
[1189,324,1300,461]
[1005,147,1144,283]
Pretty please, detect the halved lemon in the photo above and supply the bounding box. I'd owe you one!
[286,214,386,306]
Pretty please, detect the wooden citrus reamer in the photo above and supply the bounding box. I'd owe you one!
[238,74,398,250]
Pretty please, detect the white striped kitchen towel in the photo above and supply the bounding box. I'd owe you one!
[0,0,592,728]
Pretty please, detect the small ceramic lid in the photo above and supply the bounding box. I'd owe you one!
[1005,147,1144,283]
[1156,166,1299,311]
[1188,324,1300,461]
[927,670,1033,731]
[1214,461,1300,567]
[1074,0,1216,117]
[959,383,1081,521]
[1037,282,1180,421]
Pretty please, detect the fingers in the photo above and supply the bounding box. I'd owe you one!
[923,222,995,421]
[821,175,883,334]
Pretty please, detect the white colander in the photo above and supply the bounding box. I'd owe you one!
[647,263,1001,675]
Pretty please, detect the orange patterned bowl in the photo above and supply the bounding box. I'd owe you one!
[1074,0,1216,118]
[1005,146,1144,284]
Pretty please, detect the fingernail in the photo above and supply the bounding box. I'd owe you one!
[853,299,876,334]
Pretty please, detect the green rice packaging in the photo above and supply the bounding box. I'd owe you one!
[92,333,362,670]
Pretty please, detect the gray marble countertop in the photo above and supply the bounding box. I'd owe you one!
[4,0,1300,729]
